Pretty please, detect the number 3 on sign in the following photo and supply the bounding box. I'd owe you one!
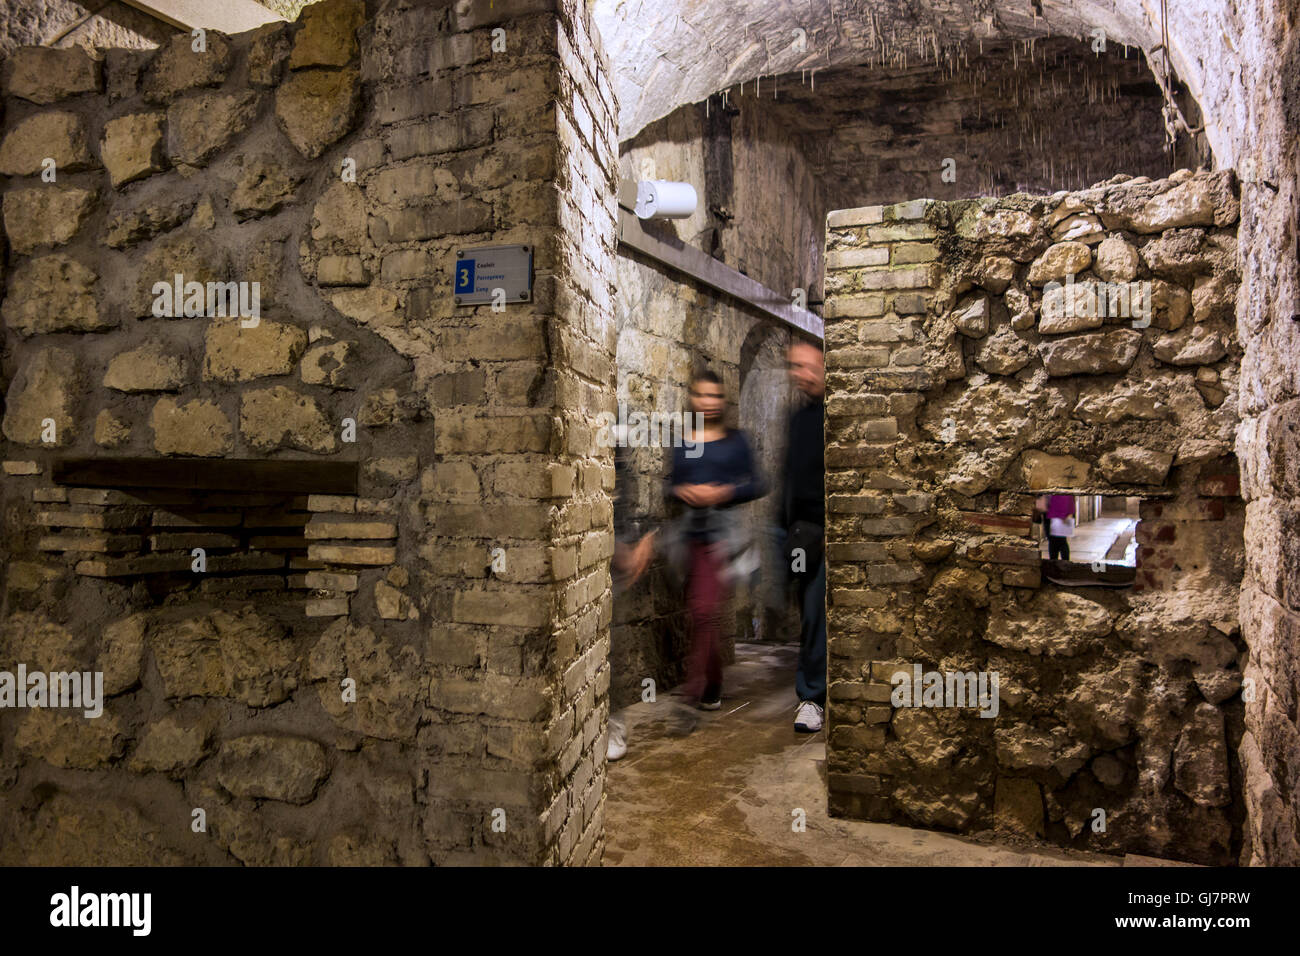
[455,259,475,295]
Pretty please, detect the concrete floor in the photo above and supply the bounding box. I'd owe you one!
[603,643,1124,867]
[1039,516,1138,564]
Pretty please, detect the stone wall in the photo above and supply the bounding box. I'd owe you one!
[822,169,1247,865]
[608,98,825,708]
[1231,0,1300,868]
[0,0,618,866]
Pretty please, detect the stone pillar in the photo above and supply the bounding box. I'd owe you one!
[822,199,940,820]
[0,0,618,866]
[1232,0,1300,869]
[536,0,621,865]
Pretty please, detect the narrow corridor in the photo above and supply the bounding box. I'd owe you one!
[604,644,1142,867]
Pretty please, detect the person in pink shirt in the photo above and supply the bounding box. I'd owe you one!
[1045,495,1076,560]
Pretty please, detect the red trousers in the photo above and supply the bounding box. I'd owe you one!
[685,540,728,701]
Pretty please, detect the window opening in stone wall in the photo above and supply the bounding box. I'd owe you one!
[40,457,374,622]
[1034,494,1140,587]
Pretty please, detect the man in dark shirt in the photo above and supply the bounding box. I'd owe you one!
[783,340,826,733]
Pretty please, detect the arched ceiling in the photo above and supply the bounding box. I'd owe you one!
[747,37,1174,207]
[591,0,1244,167]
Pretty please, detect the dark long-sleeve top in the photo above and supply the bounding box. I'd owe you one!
[612,447,635,545]
[664,429,767,541]
[782,396,825,529]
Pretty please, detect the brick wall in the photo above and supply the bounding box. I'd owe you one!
[540,0,619,866]
[822,170,1247,864]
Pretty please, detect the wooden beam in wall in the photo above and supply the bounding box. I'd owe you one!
[617,209,824,341]
[120,0,284,33]
[53,457,359,494]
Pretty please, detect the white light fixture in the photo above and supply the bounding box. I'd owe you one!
[618,179,698,219]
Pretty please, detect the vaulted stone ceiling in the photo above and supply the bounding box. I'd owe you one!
[748,36,1177,207]
[591,0,1251,168]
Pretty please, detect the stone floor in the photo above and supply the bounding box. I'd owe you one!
[603,642,1125,867]
[1038,516,1138,564]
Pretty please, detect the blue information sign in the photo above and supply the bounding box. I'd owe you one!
[452,244,532,305]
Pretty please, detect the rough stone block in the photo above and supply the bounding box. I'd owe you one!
[104,344,187,392]
[1027,241,1093,284]
[276,68,361,159]
[826,247,889,270]
[3,254,104,335]
[867,222,936,242]
[203,319,308,383]
[967,542,1040,566]
[994,777,1044,837]
[215,735,329,804]
[289,0,365,69]
[1098,445,1174,485]
[892,242,939,264]
[150,397,233,456]
[831,589,889,608]
[824,294,886,318]
[101,112,166,187]
[1040,329,1143,376]
[3,186,96,254]
[307,545,396,565]
[828,206,883,228]
[827,394,887,417]
[5,47,102,103]
[143,32,232,101]
[858,264,939,291]
[0,112,96,175]
[305,520,396,540]
[2,347,80,446]
[1002,566,1042,588]
[1132,178,1217,233]
[167,91,259,167]
[240,386,336,453]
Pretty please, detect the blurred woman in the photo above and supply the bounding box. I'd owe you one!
[663,370,767,711]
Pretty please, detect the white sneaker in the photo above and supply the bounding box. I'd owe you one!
[607,716,627,761]
[794,700,823,733]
